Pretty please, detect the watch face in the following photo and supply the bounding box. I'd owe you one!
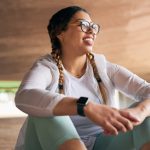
[77,97,88,104]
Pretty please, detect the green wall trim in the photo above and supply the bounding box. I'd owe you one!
[0,81,21,92]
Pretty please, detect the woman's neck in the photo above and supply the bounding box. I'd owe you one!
[61,54,87,78]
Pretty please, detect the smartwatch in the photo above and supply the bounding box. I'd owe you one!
[77,97,89,116]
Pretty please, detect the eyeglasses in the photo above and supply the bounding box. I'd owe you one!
[77,19,100,35]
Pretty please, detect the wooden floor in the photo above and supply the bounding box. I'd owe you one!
[0,117,25,150]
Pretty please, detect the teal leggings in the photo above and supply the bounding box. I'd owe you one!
[24,116,150,150]
[93,117,150,150]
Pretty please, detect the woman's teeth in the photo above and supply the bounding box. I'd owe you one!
[83,38,93,42]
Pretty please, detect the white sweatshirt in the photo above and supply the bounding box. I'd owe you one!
[15,53,150,150]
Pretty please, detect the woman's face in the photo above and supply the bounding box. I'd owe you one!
[58,11,98,56]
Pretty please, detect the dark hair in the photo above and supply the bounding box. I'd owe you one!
[47,6,88,51]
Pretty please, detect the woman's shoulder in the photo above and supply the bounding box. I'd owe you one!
[38,53,55,63]
[33,53,57,69]
[93,52,105,57]
[93,52,107,65]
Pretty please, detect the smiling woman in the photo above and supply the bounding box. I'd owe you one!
[14,6,150,150]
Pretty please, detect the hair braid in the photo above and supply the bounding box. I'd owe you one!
[51,50,64,94]
[51,50,107,103]
[87,53,107,104]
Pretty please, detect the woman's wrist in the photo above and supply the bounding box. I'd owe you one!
[84,100,96,116]
[137,100,150,117]
[53,97,78,116]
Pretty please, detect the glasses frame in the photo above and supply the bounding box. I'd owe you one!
[78,19,100,35]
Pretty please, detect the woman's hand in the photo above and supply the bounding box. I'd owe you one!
[84,101,135,135]
[120,101,150,126]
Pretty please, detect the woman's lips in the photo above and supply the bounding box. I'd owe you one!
[83,37,94,46]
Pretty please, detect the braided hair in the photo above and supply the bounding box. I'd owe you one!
[47,6,107,104]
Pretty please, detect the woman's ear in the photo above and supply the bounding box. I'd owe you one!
[57,32,64,42]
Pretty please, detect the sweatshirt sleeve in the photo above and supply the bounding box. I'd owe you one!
[15,58,66,117]
[107,61,150,101]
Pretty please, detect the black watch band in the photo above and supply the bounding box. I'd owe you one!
[77,97,89,116]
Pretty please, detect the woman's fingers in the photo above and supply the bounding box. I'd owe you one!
[120,110,140,122]
[111,119,127,132]
[103,121,119,135]
[117,116,133,131]
[119,110,141,127]
[102,116,130,134]
[84,102,137,135]
[102,111,134,133]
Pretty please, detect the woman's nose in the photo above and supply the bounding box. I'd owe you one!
[87,27,95,35]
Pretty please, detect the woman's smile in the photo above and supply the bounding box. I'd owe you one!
[83,36,94,46]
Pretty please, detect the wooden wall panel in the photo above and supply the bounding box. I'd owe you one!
[0,0,150,81]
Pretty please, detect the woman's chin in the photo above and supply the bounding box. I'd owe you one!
[86,47,93,53]
[80,46,93,54]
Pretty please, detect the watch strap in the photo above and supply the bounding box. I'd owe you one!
[77,97,88,116]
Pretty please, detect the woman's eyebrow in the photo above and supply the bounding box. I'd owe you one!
[75,18,86,21]
[74,19,93,23]
[71,18,87,23]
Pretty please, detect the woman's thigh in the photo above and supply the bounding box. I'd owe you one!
[25,116,80,150]
[93,117,150,150]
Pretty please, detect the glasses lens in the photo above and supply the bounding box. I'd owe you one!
[81,21,90,33]
[92,24,100,34]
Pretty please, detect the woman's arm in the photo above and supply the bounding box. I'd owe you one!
[107,61,150,101]
[107,61,150,124]
[53,97,138,135]
[120,99,150,126]
[15,59,68,117]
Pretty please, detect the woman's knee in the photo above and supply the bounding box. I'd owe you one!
[29,116,80,150]
[58,139,87,150]
[135,117,150,135]
[133,117,150,149]
[143,116,150,126]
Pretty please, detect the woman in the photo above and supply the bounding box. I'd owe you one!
[15,6,150,150]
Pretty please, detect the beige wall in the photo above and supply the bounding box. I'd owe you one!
[0,0,150,81]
